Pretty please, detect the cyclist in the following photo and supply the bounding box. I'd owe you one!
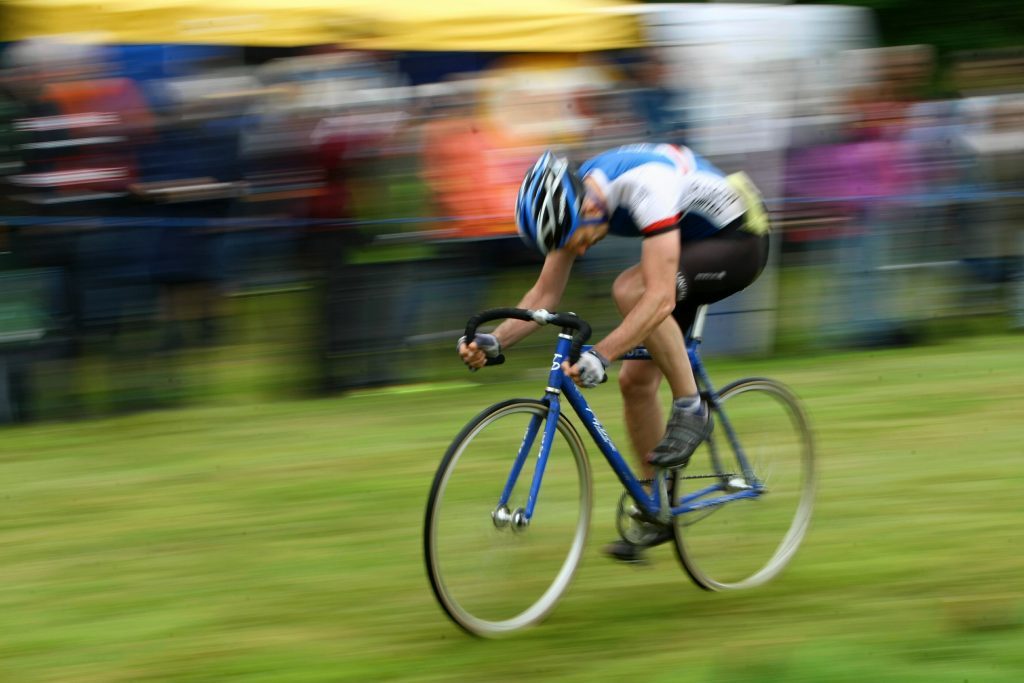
[458,143,771,563]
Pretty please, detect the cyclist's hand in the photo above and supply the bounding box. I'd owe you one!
[457,333,501,370]
[562,350,609,388]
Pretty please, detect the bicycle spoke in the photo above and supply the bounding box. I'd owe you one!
[424,400,592,636]
[673,379,815,590]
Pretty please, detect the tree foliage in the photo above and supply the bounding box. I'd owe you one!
[643,1,1024,55]
[794,0,1024,54]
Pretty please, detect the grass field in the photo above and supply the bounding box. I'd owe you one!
[1,333,1022,682]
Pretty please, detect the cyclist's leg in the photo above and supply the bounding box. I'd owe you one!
[607,357,676,562]
[649,224,770,469]
[673,223,770,322]
[606,225,770,561]
[618,359,663,479]
[612,265,695,470]
[611,264,696,400]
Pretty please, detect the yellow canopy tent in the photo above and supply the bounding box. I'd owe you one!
[0,0,379,47]
[1,0,641,51]
[345,0,641,52]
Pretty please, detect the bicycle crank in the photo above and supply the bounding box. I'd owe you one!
[615,491,668,545]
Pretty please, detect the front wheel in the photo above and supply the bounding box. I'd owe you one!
[672,378,816,590]
[424,399,592,636]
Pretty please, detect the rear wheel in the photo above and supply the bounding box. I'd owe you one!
[424,399,592,636]
[672,378,815,590]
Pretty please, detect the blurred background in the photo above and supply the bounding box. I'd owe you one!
[0,0,1021,422]
[0,3,1021,682]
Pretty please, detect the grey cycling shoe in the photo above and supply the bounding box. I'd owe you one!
[602,527,674,564]
[648,403,712,469]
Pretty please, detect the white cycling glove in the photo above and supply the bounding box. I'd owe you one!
[457,333,502,360]
[575,350,609,388]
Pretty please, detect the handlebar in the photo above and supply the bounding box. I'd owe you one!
[463,308,593,367]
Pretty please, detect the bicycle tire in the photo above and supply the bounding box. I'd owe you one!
[424,399,592,636]
[672,378,815,591]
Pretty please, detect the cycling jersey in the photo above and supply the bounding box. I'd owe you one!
[579,143,766,241]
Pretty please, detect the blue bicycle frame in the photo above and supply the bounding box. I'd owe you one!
[493,307,764,525]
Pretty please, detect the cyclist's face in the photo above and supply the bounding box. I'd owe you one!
[565,223,608,256]
[566,183,609,255]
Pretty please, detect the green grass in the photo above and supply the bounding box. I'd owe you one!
[1,334,1023,682]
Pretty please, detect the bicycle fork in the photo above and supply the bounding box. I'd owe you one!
[493,336,579,532]
[492,401,562,532]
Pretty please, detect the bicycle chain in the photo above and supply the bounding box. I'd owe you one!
[639,473,735,484]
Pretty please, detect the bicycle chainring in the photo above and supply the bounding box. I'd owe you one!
[615,490,670,545]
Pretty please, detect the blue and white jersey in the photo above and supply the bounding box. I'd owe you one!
[579,143,748,240]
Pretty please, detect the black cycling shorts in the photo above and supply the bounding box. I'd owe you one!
[672,216,770,335]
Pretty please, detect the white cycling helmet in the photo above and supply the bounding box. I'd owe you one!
[515,151,586,254]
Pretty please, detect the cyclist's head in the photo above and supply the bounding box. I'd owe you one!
[515,151,587,254]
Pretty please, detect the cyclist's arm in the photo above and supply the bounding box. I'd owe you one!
[491,248,576,349]
[590,230,680,361]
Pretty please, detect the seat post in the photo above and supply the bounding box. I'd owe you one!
[690,305,709,343]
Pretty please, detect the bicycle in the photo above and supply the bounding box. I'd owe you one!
[424,305,815,637]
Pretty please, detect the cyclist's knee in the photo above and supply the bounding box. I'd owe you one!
[612,266,643,313]
[618,363,660,400]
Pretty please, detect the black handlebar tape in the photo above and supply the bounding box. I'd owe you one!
[463,308,592,367]
[463,308,533,338]
[557,316,592,366]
